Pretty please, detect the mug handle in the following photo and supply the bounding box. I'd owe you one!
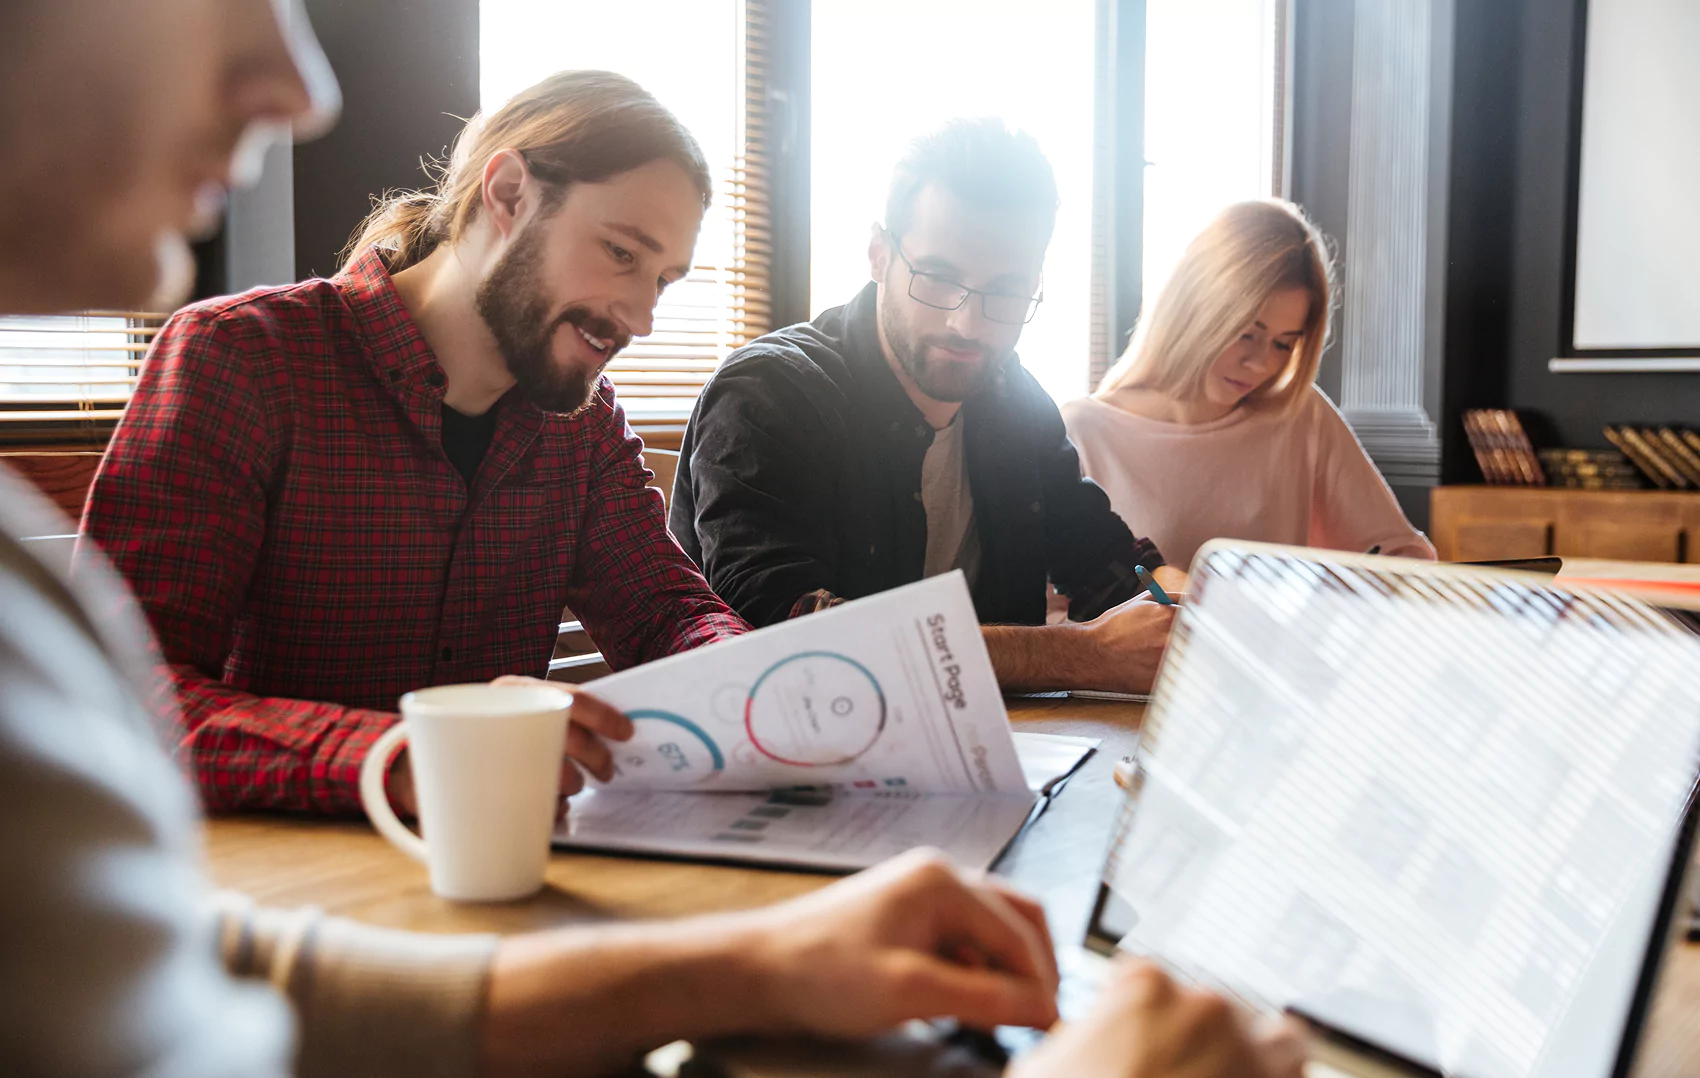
[359,723,429,864]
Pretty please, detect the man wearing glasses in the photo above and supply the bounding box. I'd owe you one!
[673,119,1182,695]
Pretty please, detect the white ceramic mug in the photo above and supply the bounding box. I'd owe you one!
[359,682,572,901]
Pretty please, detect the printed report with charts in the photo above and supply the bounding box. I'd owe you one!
[554,572,1096,872]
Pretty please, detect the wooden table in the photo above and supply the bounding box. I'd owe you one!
[205,696,1700,1075]
[1560,558,1700,585]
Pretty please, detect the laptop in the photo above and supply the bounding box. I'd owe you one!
[1071,542,1700,1078]
[693,543,1700,1077]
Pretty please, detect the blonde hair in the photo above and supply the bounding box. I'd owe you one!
[340,70,711,273]
[1096,199,1334,416]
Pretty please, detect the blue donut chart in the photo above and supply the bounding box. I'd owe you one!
[626,709,725,773]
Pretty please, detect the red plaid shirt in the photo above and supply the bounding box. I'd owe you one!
[79,248,748,815]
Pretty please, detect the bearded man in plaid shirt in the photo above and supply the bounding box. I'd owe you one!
[79,72,751,816]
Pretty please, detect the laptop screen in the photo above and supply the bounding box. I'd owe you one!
[1087,543,1700,1078]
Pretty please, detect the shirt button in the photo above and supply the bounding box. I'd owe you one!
[426,369,446,389]
[889,421,900,433]
[868,543,877,555]
[1030,501,1042,514]
[912,490,923,503]
[914,425,929,438]
[440,645,454,662]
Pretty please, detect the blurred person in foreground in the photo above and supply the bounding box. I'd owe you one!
[0,0,1304,1074]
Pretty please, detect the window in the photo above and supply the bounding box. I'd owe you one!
[0,312,165,446]
[480,0,774,441]
[1141,0,1284,313]
[810,0,1099,405]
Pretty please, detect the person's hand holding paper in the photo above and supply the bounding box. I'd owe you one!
[553,574,1099,872]
[386,675,635,818]
[579,573,1026,796]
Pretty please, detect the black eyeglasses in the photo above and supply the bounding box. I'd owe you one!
[887,234,1043,325]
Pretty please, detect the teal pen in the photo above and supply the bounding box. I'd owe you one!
[1134,564,1175,606]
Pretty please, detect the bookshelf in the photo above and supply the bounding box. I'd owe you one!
[1430,486,1700,563]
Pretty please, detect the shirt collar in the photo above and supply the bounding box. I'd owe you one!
[337,246,450,393]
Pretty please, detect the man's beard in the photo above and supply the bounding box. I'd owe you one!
[879,298,1001,404]
[474,223,628,415]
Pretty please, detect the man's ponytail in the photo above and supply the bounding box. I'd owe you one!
[336,70,712,275]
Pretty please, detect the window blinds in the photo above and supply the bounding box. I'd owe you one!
[5,0,778,450]
[0,311,167,446]
[605,0,775,444]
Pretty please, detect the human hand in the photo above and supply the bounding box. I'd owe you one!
[480,850,1058,1076]
[1081,597,1178,694]
[1009,958,1307,1078]
[1150,565,1189,601]
[385,676,634,818]
[742,848,1060,1037]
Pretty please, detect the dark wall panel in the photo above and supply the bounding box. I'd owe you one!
[1438,0,1519,483]
[295,0,479,280]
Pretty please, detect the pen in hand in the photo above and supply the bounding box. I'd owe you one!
[1134,565,1176,606]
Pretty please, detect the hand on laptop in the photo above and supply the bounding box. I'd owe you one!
[480,848,1061,1075]
[745,847,1061,1037]
[385,675,634,817]
[1081,597,1179,694]
[1010,958,1307,1078]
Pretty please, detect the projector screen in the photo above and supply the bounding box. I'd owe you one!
[1569,0,1700,356]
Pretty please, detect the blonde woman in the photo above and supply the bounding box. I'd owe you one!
[1063,200,1434,569]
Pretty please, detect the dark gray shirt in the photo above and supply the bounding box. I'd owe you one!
[671,282,1165,628]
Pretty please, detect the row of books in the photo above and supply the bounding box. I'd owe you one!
[1602,425,1700,490]
[1538,448,1643,491]
[1459,409,1700,490]
[1463,410,1545,485]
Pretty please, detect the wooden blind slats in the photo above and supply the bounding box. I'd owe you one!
[3,325,162,339]
[1,356,146,368]
[604,0,775,440]
[0,408,129,421]
[1,342,154,355]
[0,312,168,446]
[4,4,779,448]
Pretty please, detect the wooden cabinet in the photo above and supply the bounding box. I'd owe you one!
[1430,486,1700,563]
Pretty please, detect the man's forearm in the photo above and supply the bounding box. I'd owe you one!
[174,666,396,814]
[481,913,779,1078]
[982,623,1107,693]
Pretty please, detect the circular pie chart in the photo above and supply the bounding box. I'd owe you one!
[611,709,725,787]
[744,651,887,766]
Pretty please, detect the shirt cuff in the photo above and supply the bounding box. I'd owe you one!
[316,707,401,815]
[1131,536,1166,571]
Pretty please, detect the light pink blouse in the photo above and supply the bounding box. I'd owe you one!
[1061,385,1436,570]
